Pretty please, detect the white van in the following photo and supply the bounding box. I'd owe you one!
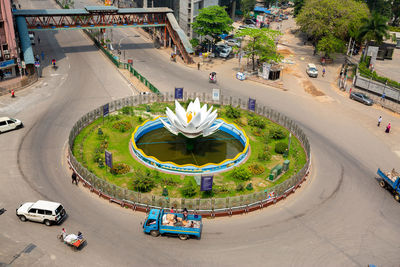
[0,117,23,133]
[29,32,35,45]
[16,200,67,226]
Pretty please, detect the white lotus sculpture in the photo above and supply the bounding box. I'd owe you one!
[161,98,223,138]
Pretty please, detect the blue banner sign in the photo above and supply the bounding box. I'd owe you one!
[248,98,256,111]
[103,103,109,117]
[175,87,183,99]
[105,150,112,168]
[0,59,15,68]
[200,175,213,191]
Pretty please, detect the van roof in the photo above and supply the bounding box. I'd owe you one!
[31,200,62,210]
[0,117,10,121]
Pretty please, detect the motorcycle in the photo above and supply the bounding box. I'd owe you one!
[209,72,217,83]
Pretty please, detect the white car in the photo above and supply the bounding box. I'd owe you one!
[0,117,23,133]
[16,200,67,226]
[225,39,241,47]
[306,63,318,78]
[216,44,232,53]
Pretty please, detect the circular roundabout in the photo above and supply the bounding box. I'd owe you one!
[69,93,310,215]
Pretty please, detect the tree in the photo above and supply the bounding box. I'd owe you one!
[192,6,233,42]
[296,0,369,46]
[293,0,305,16]
[365,0,392,19]
[358,12,390,44]
[240,0,256,17]
[132,169,155,193]
[235,28,282,70]
[316,34,346,58]
[392,0,400,26]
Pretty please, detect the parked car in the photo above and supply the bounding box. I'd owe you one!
[350,92,374,106]
[0,117,23,133]
[225,39,241,47]
[16,200,67,226]
[216,44,232,53]
[216,47,231,58]
[244,18,256,25]
[28,32,35,45]
[306,63,318,78]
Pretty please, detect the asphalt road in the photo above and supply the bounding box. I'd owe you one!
[1,1,400,266]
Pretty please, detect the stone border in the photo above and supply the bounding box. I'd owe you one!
[67,92,311,217]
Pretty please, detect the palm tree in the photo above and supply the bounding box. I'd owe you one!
[358,12,390,45]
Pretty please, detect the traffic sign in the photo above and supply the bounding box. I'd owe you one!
[34,61,40,68]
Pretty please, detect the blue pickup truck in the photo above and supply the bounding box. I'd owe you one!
[142,209,202,240]
[377,168,400,202]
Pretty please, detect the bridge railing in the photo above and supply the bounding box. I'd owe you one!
[68,93,311,216]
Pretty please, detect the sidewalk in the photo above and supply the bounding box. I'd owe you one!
[0,74,37,96]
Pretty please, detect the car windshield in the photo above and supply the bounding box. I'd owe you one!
[309,68,317,72]
[10,118,16,122]
[55,205,64,215]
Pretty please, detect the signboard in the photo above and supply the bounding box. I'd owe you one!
[248,98,256,111]
[105,150,113,168]
[212,88,220,101]
[175,87,183,99]
[34,61,40,68]
[0,59,16,68]
[103,103,109,117]
[200,175,213,191]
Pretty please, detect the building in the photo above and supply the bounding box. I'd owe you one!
[0,0,18,79]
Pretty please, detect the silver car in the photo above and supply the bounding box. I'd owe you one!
[306,63,318,78]
[350,92,374,106]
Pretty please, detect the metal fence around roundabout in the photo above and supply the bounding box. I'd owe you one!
[68,92,311,217]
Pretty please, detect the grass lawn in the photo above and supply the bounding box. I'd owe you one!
[73,102,307,198]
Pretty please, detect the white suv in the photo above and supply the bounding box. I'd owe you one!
[16,200,67,226]
[0,117,23,133]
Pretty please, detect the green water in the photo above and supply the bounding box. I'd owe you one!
[136,128,245,166]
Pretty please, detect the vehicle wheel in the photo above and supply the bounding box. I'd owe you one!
[395,194,400,202]
[44,219,52,226]
[380,181,386,188]
[18,215,26,222]
[178,234,189,240]
[150,230,160,237]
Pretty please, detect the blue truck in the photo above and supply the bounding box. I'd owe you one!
[377,168,400,202]
[142,209,202,240]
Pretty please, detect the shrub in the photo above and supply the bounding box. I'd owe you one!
[269,127,286,140]
[232,166,251,181]
[181,178,198,197]
[246,183,253,190]
[248,163,265,175]
[252,127,263,136]
[93,151,102,163]
[248,117,266,129]
[137,116,144,123]
[98,158,104,168]
[133,169,155,193]
[97,128,103,136]
[162,176,178,185]
[99,139,108,152]
[213,185,230,194]
[258,150,271,161]
[236,183,245,191]
[225,105,241,119]
[275,142,288,154]
[110,163,131,175]
[112,121,132,132]
[121,106,133,115]
[162,186,169,197]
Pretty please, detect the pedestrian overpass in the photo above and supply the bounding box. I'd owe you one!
[13,6,194,67]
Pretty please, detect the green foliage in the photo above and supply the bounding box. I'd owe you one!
[192,6,233,41]
[248,163,265,175]
[246,183,253,190]
[133,169,156,193]
[181,178,198,197]
[358,58,400,90]
[190,38,200,47]
[110,163,131,175]
[365,0,392,20]
[275,142,288,154]
[296,0,369,44]
[358,12,390,44]
[389,26,400,32]
[294,0,305,16]
[225,105,241,119]
[232,166,252,181]
[240,0,256,15]
[269,127,286,140]
[162,176,178,186]
[121,106,134,115]
[258,150,271,161]
[98,158,104,168]
[137,116,144,123]
[97,127,103,136]
[316,34,345,58]
[235,28,282,70]
[236,183,245,191]
[162,186,169,197]
[112,121,132,133]
[248,117,266,129]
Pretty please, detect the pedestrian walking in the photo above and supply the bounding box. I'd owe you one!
[322,67,326,77]
[71,172,78,185]
[197,62,200,70]
[41,51,44,60]
[0,69,4,81]
[381,92,386,102]
[38,36,40,44]
[377,116,382,127]
[385,123,391,133]
[11,89,15,98]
